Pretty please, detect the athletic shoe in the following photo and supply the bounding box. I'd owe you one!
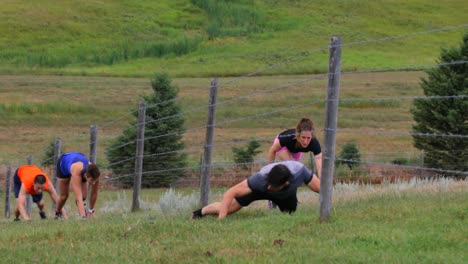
[39,211,47,219]
[13,218,20,222]
[268,200,277,209]
[191,209,204,219]
[54,211,63,220]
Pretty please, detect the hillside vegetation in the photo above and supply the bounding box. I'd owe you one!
[0,72,425,167]
[1,0,466,173]
[1,0,467,77]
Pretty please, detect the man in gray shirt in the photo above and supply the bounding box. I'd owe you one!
[192,160,320,219]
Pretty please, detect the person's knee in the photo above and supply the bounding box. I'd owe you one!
[228,200,242,214]
[59,193,69,201]
[311,182,320,193]
[277,151,293,161]
[310,176,320,193]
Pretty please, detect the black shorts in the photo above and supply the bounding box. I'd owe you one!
[235,192,298,214]
[56,156,86,182]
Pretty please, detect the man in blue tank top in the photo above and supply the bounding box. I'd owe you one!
[192,160,320,219]
[55,152,100,219]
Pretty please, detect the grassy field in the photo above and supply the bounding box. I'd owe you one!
[0,1,466,262]
[0,0,467,77]
[0,71,425,169]
[1,0,466,171]
[0,179,466,263]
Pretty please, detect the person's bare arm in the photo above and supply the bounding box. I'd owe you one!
[218,180,252,219]
[87,180,99,217]
[268,140,282,163]
[47,182,59,205]
[16,185,31,221]
[314,152,323,179]
[46,183,68,219]
[70,162,87,217]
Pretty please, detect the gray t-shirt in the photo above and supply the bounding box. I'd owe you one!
[247,161,313,199]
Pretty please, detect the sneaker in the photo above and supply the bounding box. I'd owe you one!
[54,211,63,220]
[13,218,20,222]
[268,200,277,209]
[191,209,204,219]
[39,211,47,219]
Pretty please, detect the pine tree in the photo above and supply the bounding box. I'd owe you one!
[411,33,468,178]
[336,141,361,170]
[106,73,187,187]
[232,140,261,169]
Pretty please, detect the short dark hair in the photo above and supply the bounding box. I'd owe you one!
[34,174,46,184]
[86,164,100,179]
[266,164,292,187]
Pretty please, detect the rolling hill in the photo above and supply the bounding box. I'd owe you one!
[1,0,467,77]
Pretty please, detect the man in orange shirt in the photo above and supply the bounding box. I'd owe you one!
[13,164,65,221]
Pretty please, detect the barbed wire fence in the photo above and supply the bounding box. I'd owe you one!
[2,24,467,220]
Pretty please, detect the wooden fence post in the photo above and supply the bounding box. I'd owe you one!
[132,101,146,212]
[26,155,33,217]
[200,78,218,207]
[53,137,61,190]
[4,167,12,218]
[87,124,98,207]
[419,150,425,178]
[320,36,342,223]
[52,137,61,212]
[310,152,316,174]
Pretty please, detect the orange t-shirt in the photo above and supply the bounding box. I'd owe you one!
[17,165,51,195]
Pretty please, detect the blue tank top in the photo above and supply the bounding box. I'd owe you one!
[59,152,89,179]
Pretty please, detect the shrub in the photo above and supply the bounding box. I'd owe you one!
[411,33,468,179]
[336,141,361,170]
[158,188,199,215]
[232,139,261,169]
[392,157,410,165]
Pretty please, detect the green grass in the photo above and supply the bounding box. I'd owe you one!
[0,181,466,263]
[0,0,467,77]
[0,2,466,260]
[0,1,465,172]
[0,72,425,165]
[0,101,94,115]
